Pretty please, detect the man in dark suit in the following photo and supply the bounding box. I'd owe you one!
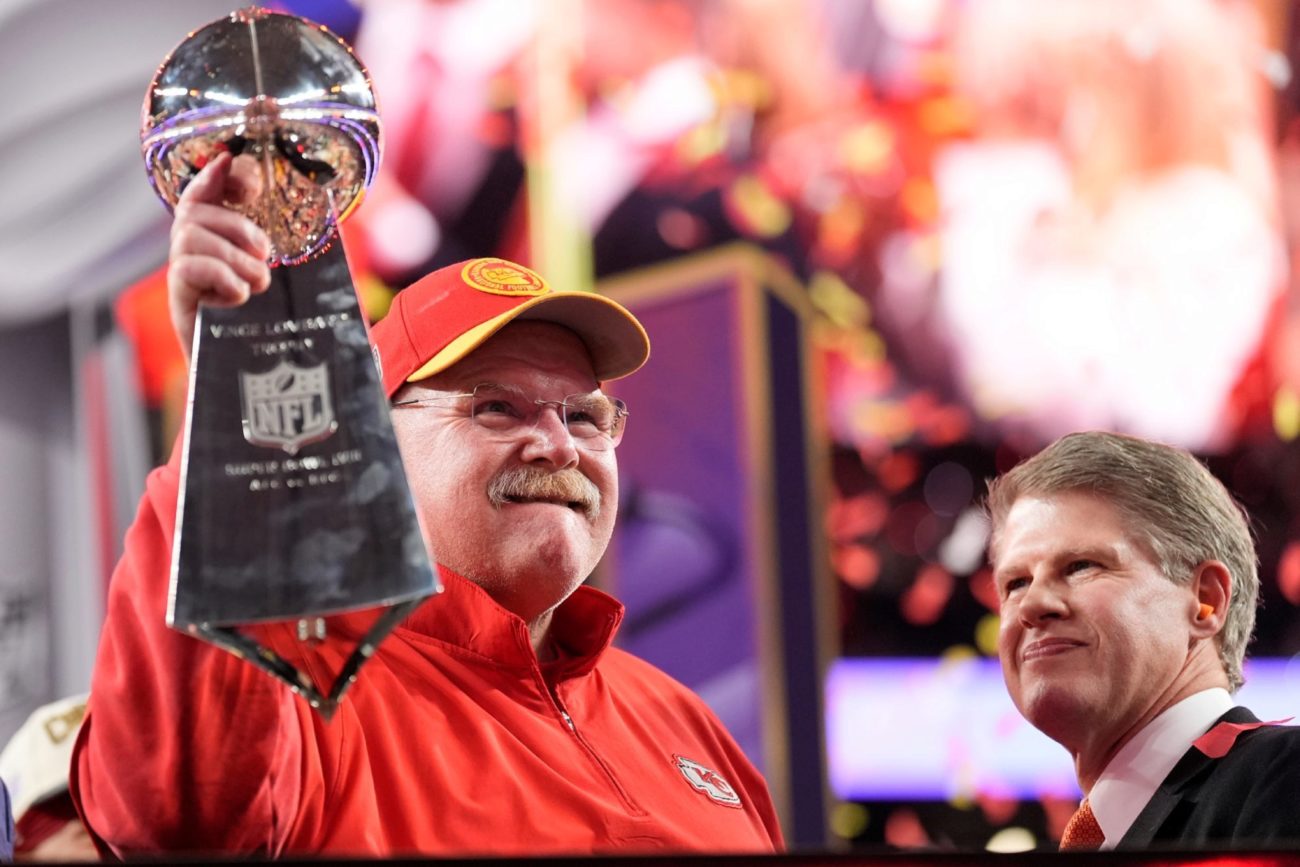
[985,431,1300,851]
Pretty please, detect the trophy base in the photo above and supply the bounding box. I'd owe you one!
[190,598,426,720]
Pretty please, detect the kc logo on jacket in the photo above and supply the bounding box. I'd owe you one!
[674,755,742,808]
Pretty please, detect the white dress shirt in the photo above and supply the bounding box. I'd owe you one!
[1088,688,1234,849]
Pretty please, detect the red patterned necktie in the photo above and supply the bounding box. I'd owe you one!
[1059,799,1105,851]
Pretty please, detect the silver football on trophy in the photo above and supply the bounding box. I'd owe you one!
[141,7,382,264]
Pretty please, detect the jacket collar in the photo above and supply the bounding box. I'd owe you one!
[1119,705,1259,847]
[395,566,624,679]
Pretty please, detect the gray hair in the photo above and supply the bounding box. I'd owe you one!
[985,431,1258,691]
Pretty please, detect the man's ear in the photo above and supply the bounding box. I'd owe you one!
[1189,561,1231,639]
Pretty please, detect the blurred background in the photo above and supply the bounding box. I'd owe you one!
[3,0,1300,855]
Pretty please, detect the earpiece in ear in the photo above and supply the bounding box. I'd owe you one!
[1198,603,1215,620]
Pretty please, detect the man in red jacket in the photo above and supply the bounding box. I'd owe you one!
[70,153,784,857]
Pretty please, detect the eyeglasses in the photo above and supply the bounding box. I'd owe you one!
[392,382,629,448]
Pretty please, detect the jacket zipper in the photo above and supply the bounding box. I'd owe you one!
[544,679,643,814]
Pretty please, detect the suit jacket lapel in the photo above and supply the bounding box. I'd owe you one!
[1117,706,1260,848]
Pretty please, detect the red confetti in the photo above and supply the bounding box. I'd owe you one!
[833,543,881,590]
[1193,718,1292,759]
[901,563,954,625]
[1278,541,1300,606]
[969,567,999,612]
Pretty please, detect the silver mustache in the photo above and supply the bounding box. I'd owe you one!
[487,466,601,518]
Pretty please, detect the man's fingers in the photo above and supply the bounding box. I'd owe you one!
[178,151,234,206]
[167,151,274,365]
[176,152,268,215]
[170,218,271,290]
[167,251,261,365]
[170,200,272,265]
[224,154,266,204]
[169,255,253,307]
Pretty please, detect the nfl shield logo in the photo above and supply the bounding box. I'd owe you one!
[240,359,338,454]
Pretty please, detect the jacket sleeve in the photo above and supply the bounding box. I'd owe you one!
[69,438,305,857]
[710,713,786,850]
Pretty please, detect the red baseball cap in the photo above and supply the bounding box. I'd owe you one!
[371,258,650,398]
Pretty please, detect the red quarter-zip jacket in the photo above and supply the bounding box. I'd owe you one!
[70,443,783,858]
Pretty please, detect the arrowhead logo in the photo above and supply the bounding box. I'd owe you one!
[674,754,742,808]
[461,258,549,296]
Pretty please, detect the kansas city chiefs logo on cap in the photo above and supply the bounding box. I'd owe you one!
[674,755,742,808]
[461,258,549,297]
